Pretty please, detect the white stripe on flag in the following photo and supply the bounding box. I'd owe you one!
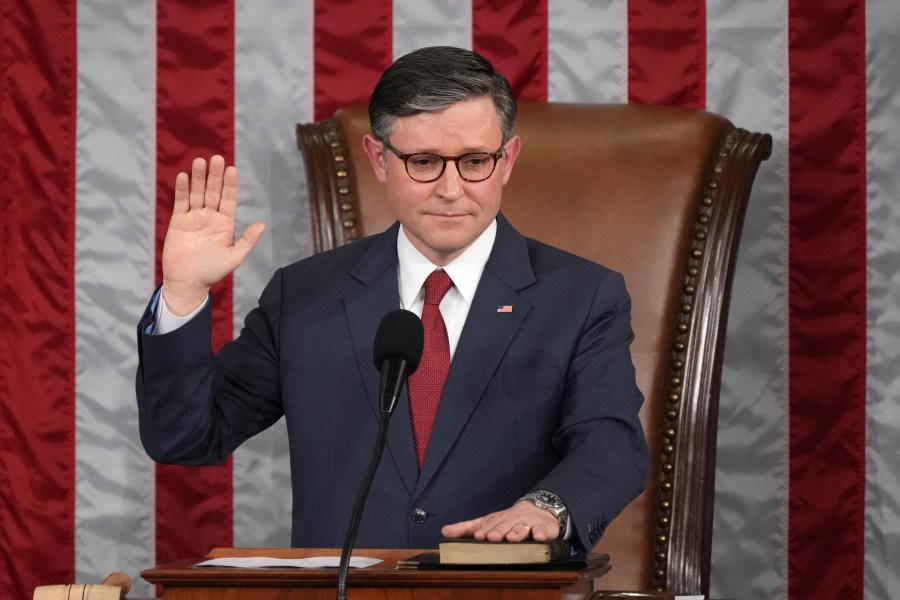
[231,0,314,549]
[864,1,900,597]
[393,0,473,58]
[548,0,627,103]
[705,0,789,598]
[74,1,157,596]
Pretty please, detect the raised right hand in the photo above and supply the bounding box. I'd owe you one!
[161,155,265,316]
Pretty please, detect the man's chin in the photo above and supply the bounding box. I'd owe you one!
[419,236,477,264]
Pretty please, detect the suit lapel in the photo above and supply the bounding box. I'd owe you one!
[343,223,420,494]
[343,217,539,497]
[415,215,537,494]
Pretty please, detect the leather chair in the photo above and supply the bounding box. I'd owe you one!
[296,101,772,598]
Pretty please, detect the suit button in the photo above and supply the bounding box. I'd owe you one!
[410,508,427,524]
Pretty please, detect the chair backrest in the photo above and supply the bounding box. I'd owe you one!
[296,101,771,595]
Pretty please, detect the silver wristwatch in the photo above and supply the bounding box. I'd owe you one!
[518,490,568,538]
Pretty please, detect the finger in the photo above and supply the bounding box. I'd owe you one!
[188,157,207,210]
[231,222,266,268]
[511,501,560,540]
[468,514,508,542]
[441,518,480,539]
[503,523,533,542]
[204,155,226,211]
[527,522,555,542]
[481,520,527,542]
[218,164,240,219]
[456,510,517,541]
[173,171,190,213]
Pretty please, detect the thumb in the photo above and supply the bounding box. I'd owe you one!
[232,222,266,266]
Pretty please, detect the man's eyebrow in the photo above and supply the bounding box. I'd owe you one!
[413,142,503,155]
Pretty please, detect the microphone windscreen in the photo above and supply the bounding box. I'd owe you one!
[373,309,424,374]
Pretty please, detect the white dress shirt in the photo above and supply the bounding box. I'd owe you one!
[396,220,496,359]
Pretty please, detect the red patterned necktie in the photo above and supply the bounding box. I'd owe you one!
[408,269,454,469]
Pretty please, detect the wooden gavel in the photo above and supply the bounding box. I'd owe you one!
[33,571,131,600]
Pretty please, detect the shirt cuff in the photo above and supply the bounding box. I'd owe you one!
[153,288,209,335]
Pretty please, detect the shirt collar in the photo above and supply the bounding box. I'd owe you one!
[397,219,497,309]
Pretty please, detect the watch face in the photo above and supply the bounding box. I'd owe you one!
[535,490,563,508]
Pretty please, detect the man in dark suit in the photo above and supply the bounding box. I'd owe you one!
[137,46,648,552]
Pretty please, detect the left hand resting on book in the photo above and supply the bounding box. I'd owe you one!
[441,501,559,542]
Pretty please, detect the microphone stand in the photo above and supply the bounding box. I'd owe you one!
[336,309,421,600]
[335,383,400,599]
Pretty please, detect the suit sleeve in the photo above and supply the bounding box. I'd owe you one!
[135,272,286,465]
[534,271,650,551]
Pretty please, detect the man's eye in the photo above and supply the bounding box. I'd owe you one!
[462,155,489,167]
[409,156,440,169]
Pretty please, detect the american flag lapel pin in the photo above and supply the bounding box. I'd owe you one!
[496,305,513,313]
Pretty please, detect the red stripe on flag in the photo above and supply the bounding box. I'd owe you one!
[313,0,392,121]
[155,0,235,565]
[472,0,548,102]
[787,2,867,599]
[627,0,706,108]
[0,0,77,597]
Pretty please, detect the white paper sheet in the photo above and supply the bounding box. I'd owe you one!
[194,556,382,569]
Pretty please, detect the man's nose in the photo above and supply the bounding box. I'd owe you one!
[435,160,464,197]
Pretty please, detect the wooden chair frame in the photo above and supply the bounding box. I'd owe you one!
[297,101,772,597]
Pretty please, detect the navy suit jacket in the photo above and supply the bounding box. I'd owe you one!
[136,214,648,551]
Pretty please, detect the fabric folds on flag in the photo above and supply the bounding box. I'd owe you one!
[1,1,898,599]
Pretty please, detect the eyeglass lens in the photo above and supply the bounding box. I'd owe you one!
[406,153,496,182]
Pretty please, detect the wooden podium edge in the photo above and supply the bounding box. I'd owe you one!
[141,548,611,589]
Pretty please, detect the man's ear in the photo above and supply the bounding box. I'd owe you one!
[499,135,522,186]
[362,134,388,183]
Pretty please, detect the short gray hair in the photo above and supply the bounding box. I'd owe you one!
[368,46,517,143]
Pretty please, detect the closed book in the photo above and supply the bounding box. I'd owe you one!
[397,551,608,572]
[437,537,573,565]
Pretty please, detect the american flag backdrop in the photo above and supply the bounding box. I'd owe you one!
[1,1,898,599]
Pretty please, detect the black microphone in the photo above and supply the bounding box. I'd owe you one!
[373,309,424,414]
[336,309,423,600]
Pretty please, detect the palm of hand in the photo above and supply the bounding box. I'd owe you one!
[163,206,241,289]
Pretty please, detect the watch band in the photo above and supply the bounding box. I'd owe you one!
[518,490,569,539]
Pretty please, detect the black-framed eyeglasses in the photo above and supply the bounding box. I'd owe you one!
[380,139,505,183]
